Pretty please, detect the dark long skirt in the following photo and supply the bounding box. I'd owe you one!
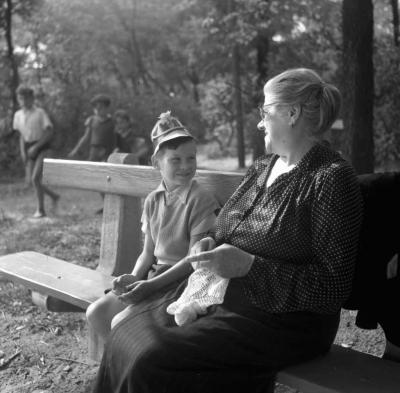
[92,280,339,393]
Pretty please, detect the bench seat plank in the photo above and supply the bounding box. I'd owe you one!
[0,251,113,310]
[277,344,400,393]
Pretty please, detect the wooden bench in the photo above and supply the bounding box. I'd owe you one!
[0,153,399,393]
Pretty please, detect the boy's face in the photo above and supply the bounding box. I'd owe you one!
[156,140,197,192]
[18,94,34,109]
[115,117,130,134]
[93,102,108,118]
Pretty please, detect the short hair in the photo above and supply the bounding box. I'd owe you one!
[264,68,342,136]
[16,86,34,98]
[114,109,130,122]
[90,94,111,107]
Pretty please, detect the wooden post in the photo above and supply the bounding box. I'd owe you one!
[97,153,143,276]
[89,153,143,360]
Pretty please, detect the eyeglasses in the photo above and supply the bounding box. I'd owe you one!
[258,102,280,121]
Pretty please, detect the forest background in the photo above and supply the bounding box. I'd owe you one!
[0,0,399,175]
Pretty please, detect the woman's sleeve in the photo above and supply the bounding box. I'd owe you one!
[242,164,363,314]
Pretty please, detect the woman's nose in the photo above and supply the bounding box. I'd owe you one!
[257,120,265,131]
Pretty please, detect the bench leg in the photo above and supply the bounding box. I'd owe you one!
[88,325,104,362]
[31,291,85,312]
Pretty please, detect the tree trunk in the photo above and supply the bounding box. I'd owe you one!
[5,0,19,116]
[390,0,399,46]
[252,32,269,161]
[232,44,245,168]
[342,0,374,174]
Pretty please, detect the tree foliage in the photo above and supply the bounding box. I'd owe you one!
[0,0,399,173]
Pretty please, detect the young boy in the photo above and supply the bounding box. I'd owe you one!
[113,109,151,165]
[13,85,60,218]
[68,94,115,162]
[86,111,219,342]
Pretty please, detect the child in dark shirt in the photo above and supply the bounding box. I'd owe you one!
[68,94,115,162]
[113,109,150,165]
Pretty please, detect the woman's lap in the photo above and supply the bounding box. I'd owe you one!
[92,281,339,393]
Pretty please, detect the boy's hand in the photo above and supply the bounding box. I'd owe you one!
[112,274,137,295]
[118,280,154,304]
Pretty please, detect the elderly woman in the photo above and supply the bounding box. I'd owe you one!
[92,68,363,393]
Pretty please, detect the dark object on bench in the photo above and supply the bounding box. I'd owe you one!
[0,154,399,392]
[344,172,400,346]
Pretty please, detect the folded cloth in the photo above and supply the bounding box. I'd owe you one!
[166,267,229,326]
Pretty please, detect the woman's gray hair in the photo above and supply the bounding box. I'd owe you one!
[265,68,341,136]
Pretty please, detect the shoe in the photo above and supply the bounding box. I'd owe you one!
[33,210,46,218]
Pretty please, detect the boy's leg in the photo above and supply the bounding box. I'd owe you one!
[25,160,33,188]
[86,291,127,342]
[31,151,60,216]
[31,154,46,216]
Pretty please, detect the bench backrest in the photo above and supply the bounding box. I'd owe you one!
[43,153,243,276]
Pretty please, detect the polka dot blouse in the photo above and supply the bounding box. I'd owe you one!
[215,143,363,314]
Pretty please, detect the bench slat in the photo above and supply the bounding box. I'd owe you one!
[277,344,400,393]
[0,251,113,310]
[43,159,243,205]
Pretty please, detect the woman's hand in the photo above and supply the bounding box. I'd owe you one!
[118,280,154,304]
[112,274,137,295]
[185,243,254,279]
[189,237,216,270]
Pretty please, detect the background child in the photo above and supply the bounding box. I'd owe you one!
[13,85,60,218]
[113,109,151,165]
[68,94,115,162]
[86,111,219,343]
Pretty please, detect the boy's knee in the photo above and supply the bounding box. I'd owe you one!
[86,302,97,326]
[31,174,42,186]
[86,299,106,327]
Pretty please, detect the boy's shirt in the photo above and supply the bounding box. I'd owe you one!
[13,106,52,142]
[142,180,220,266]
[85,114,115,149]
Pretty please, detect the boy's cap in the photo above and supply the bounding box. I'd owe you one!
[151,111,194,156]
[90,94,111,106]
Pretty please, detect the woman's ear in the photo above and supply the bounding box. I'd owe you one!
[288,104,301,127]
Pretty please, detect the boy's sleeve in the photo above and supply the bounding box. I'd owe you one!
[83,116,93,132]
[40,108,52,129]
[141,194,151,234]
